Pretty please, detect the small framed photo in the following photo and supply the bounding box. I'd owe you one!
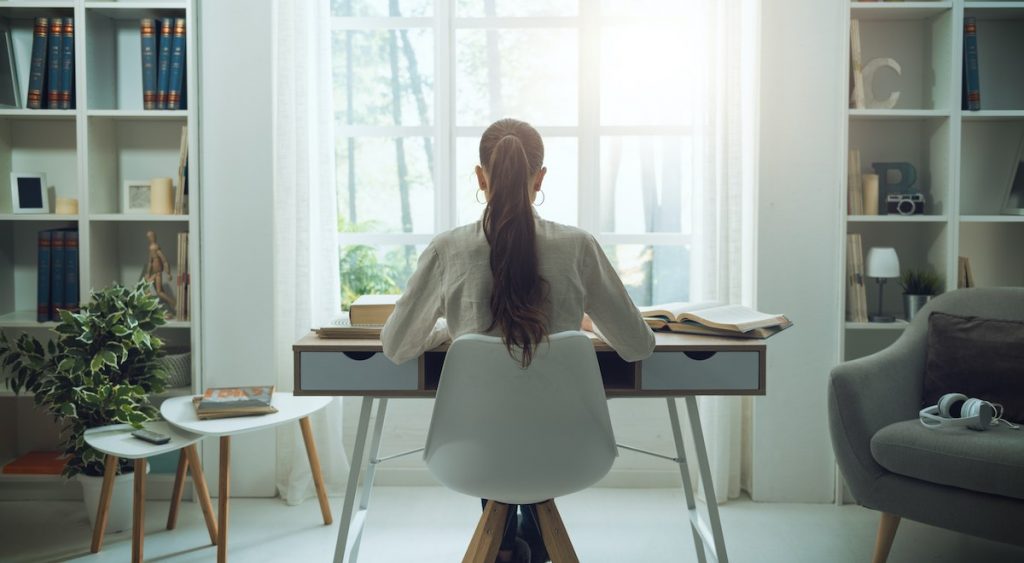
[10,173,48,214]
[123,180,151,214]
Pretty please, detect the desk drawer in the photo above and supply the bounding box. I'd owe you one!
[299,351,418,392]
[641,351,761,392]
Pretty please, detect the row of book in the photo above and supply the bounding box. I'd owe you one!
[26,17,74,109]
[141,17,187,110]
[37,228,79,322]
[175,231,190,321]
[963,17,981,111]
[846,234,868,323]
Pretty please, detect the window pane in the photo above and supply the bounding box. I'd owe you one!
[600,136,693,234]
[455,29,578,126]
[601,0,689,17]
[455,137,577,227]
[333,29,434,126]
[337,137,435,233]
[600,24,695,126]
[331,0,433,17]
[339,244,424,309]
[603,245,690,306]
[455,0,577,17]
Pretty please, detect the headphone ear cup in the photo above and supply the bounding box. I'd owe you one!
[961,398,994,431]
[938,393,968,418]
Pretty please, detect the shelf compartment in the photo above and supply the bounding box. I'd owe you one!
[86,116,186,214]
[852,10,954,111]
[0,117,78,213]
[849,117,953,216]
[958,222,1024,287]
[851,2,953,21]
[0,219,79,321]
[1,6,78,111]
[962,13,1024,111]
[959,119,1024,214]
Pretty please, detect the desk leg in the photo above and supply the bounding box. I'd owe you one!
[184,444,219,545]
[218,436,231,563]
[167,449,189,530]
[299,416,333,525]
[667,399,708,563]
[132,458,146,563]
[334,396,374,563]
[350,398,388,562]
[684,396,729,563]
[91,454,119,553]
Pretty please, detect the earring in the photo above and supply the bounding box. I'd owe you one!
[534,189,545,206]
[476,190,486,205]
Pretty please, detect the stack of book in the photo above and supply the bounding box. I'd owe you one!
[316,294,399,339]
[846,234,868,322]
[26,17,74,109]
[37,228,79,322]
[638,302,792,339]
[192,386,276,420]
[175,232,190,320]
[141,17,187,110]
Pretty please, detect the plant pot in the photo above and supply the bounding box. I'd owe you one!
[903,293,933,322]
[78,464,149,533]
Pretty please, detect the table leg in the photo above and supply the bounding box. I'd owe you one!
[349,398,388,562]
[218,436,231,563]
[667,399,708,563]
[684,396,729,563]
[299,416,333,525]
[333,396,374,563]
[167,449,189,530]
[184,444,219,545]
[132,458,146,563]
[90,454,119,553]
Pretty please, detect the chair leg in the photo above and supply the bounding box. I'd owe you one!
[534,499,579,563]
[872,512,900,563]
[91,454,119,553]
[167,449,189,530]
[299,416,333,525]
[463,500,510,563]
[184,444,219,545]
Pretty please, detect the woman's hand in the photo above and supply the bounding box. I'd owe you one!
[580,313,594,332]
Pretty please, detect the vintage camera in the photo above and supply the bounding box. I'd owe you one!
[886,193,925,215]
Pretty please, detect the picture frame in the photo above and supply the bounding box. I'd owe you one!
[10,172,48,214]
[123,180,152,214]
[1001,134,1024,216]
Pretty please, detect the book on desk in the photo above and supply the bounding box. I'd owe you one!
[639,302,791,340]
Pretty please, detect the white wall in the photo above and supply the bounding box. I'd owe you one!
[752,0,844,502]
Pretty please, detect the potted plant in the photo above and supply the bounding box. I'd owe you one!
[900,268,942,321]
[0,281,168,531]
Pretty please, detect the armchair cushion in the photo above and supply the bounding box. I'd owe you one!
[924,312,1024,423]
[871,420,1024,500]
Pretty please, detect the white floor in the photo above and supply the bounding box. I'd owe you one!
[1,487,1022,562]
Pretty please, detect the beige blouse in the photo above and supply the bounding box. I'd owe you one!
[381,212,656,365]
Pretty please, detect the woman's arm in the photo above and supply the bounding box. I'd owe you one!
[581,235,656,362]
[381,243,448,364]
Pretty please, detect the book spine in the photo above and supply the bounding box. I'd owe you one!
[964,17,981,111]
[60,18,74,110]
[36,230,51,322]
[141,18,157,110]
[64,230,79,314]
[27,18,48,109]
[47,18,62,109]
[156,18,172,109]
[50,230,65,321]
[850,19,865,110]
[167,18,186,110]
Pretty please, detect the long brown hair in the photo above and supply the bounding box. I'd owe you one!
[480,118,548,367]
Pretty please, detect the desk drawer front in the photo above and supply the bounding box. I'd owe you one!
[299,352,418,391]
[641,351,760,392]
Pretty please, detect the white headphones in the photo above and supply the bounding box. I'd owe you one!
[919,393,1020,431]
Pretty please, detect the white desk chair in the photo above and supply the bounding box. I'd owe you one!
[424,331,617,563]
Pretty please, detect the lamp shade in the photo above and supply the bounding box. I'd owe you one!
[866,247,900,278]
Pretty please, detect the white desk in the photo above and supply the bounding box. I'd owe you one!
[293,332,767,563]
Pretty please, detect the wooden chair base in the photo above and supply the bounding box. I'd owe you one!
[462,499,579,563]
[872,512,901,563]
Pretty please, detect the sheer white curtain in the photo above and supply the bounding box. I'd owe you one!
[272,0,349,504]
[689,0,759,503]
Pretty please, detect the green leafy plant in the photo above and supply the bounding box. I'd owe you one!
[900,269,942,295]
[0,281,168,477]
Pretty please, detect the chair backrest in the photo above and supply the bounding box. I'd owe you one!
[424,331,617,505]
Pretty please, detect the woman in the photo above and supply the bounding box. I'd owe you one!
[382,118,655,563]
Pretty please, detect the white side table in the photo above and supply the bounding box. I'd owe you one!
[161,392,334,563]
[83,421,218,563]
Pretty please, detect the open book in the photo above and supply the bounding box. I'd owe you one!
[192,386,278,420]
[315,315,383,339]
[638,302,792,339]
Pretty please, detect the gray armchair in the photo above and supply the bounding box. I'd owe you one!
[828,288,1024,563]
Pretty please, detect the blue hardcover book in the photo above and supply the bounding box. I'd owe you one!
[141,18,157,109]
[964,17,981,111]
[49,230,65,321]
[167,18,186,110]
[64,230,79,314]
[36,230,51,322]
[26,18,48,109]
[156,18,172,109]
[46,17,61,109]
[60,18,74,109]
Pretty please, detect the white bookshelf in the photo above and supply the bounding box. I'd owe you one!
[0,0,200,491]
[838,0,1024,503]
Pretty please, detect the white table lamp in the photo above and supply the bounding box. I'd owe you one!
[866,247,900,322]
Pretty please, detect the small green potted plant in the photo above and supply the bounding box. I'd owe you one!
[0,281,168,531]
[900,268,942,321]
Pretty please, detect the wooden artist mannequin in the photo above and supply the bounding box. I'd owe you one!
[143,230,176,310]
